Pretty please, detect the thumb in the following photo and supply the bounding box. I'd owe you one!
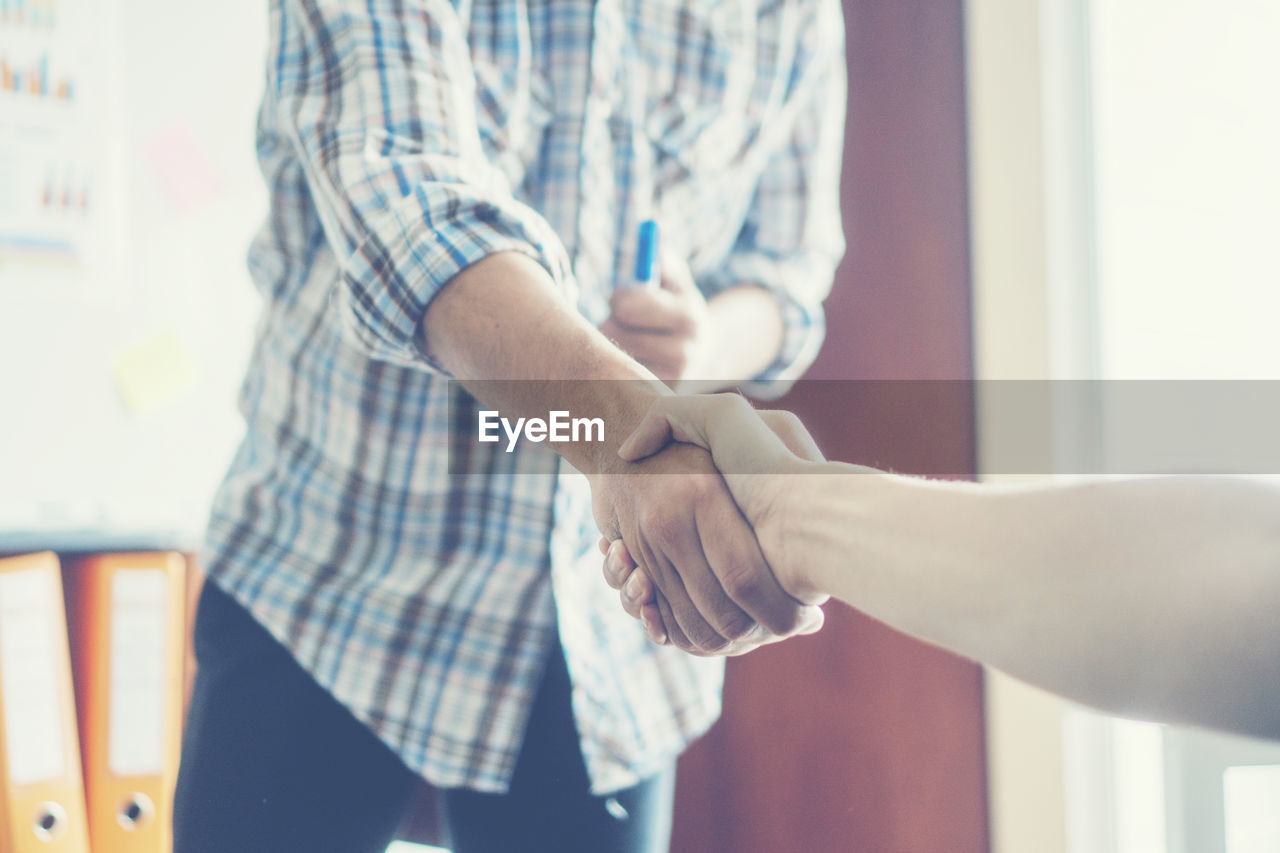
[618,394,799,476]
[659,246,696,294]
[617,408,681,462]
[757,410,825,463]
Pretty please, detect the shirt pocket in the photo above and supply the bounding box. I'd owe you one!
[471,44,552,192]
[636,0,762,189]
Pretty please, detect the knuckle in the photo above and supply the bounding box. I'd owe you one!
[670,635,704,656]
[685,621,729,653]
[719,560,767,603]
[772,604,806,635]
[683,470,717,497]
[713,610,757,642]
[660,481,696,509]
[670,631,701,654]
[642,508,681,543]
[724,628,769,656]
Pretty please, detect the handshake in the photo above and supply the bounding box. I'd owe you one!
[584,390,1280,743]
[587,393,831,657]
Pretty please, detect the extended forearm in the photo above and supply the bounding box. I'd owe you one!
[790,470,1280,738]
[422,251,665,474]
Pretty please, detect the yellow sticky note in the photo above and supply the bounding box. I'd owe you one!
[111,332,196,415]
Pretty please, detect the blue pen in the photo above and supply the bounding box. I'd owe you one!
[633,220,660,287]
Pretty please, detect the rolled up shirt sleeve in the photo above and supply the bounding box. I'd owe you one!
[697,4,847,397]
[274,0,574,371]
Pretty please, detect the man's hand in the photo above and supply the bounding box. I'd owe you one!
[418,253,811,654]
[601,395,833,647]
[589,439,823,655]
[600,251,710,385]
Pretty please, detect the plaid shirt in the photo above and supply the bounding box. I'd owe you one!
[204,0,845,795]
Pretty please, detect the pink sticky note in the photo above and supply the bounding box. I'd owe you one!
[144,124,223,214]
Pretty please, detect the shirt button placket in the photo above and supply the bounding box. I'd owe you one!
[575,0,621,303]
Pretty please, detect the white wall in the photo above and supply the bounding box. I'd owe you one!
[971,1,1280,851]
[965,0,1071,850]
[1091,0,1280,381]
[0,0,267,540]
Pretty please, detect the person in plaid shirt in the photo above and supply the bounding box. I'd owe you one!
[173,0,845,850]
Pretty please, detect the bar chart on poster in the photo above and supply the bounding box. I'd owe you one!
[0,0,121,289]
[0,0,265,548]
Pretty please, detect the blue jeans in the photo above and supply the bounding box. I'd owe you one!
[173,582,675,853]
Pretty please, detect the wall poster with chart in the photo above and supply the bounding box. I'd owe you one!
[0,0,136,541]
[0,0,266,546]
[0,0,122,291]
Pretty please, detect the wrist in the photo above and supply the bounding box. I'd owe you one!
[752,465,827,604]
[575,379,672,477]
[766,463,887,604]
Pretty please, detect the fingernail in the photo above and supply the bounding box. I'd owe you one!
[623,571,642,601]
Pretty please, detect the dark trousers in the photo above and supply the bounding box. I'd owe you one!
[173,582,674,853]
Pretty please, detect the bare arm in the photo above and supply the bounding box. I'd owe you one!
[612,394,1280,739]
[791,471,1280,739]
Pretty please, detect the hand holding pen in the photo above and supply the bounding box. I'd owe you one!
[600,220,713,385]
